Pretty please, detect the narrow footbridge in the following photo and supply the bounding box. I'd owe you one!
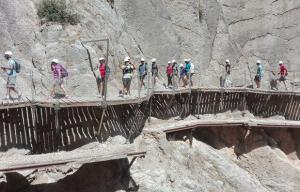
[1,87,300,153]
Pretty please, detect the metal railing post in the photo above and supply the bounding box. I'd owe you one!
[104,39,109,103]
[188,72,192,93]
[147,68,151,99]
[138,71,141,99]
[293,72,296,91]
[172,73,175,95]
[30,70,34,102]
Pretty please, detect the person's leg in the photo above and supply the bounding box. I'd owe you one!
[190,74,194,87]
[60,83,69,97]
[122,78,126,94]
[49,83,56,98]
[101,80,105,97]
[128,78,132,95]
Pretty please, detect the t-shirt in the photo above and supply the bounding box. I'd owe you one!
[167,65,173,75]
[279,65,288,76]
[52,63,63,80]
[139,63,147,75]
[225,64,231,74]
[152,63,158,74]
[185,62,191,74]
[190,63,195,74]
[257,64,263,77]
[122,64,134,78]
[180,67,186,77]
[99,64,106,78]
[7,59,16,77]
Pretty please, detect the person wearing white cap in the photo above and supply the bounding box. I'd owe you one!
[225,60,231,75]
[224,59,232,88]
[49,59,69,99]
[254,60,264,88]
[172,60,179,88]
[138,58,148,89]
[95,57,107,98]
[189,59,195,87]
[178,63,187,87]
[1,51,22,100]
[121,57,135,96]
[166,61,173,88]
[151,58,158,86]
[277,61,288,88]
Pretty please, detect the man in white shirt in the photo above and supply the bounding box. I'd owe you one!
[1,51,21,100]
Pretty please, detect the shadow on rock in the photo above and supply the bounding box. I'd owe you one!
[0,159,139,192]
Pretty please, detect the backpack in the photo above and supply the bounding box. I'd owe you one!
[59,64,68,78]
[12,59,21,73]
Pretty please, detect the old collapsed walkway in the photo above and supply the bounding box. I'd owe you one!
[1,87,300,154]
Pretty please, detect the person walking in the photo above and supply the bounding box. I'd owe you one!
[166,61,173,88]
[122,57,135,96]
[151,58,158,87]
[278,61,288,89]
[224,59,232,87]
[49,59,69,98]
[254,60,264,89]
[138,58,147,89]
[1,51,22,100]
[188,59,195,87]
[96,57,107,98]
[172,60,178,88]
[178,64,187,87]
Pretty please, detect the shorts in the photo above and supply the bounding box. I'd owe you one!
[122,77,132,87]
[279,76,286,82]
[254,75,261,82]
[54,79,63,86]
[7,76,16,88]
[97,76,105,83]
[140,74,147,81]
[152,72,158,77]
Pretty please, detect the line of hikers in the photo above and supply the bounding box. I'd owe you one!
[224,59,288,89]
[0,51,289,100]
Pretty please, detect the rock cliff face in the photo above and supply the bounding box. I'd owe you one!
[1,1,300,190]
[0,0,300,97]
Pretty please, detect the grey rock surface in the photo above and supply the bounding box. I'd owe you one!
[0,0,299,98]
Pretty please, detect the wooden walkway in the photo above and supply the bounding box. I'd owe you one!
[2,87,300,109]
[0,144,145,173]
[1,87,300,153]
[163,119,300,134]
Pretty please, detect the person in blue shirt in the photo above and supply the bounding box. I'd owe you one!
[138,58,147,89]
[179,64,188,87]
[1,51,22,100]
[254,60,264,88]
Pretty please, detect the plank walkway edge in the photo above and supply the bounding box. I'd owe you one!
[2,87,300,109]
[163,119,300,133]
[0,146,146,173]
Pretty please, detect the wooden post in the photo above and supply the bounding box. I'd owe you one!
[31,105,38,153]
[148,98,152,124]
[104,39,109,103]
[97,107,107,139]
[138,70,141,100]
[54,103,61,151]
[146,68,151,99]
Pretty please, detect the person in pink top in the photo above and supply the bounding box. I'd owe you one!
[49,59,69,99]
[166,61,173,88]
[97,57,107,98]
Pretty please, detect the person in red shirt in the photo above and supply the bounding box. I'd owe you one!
[278,61,288,81]
[97,57,107,98]
[166,61,173,88]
